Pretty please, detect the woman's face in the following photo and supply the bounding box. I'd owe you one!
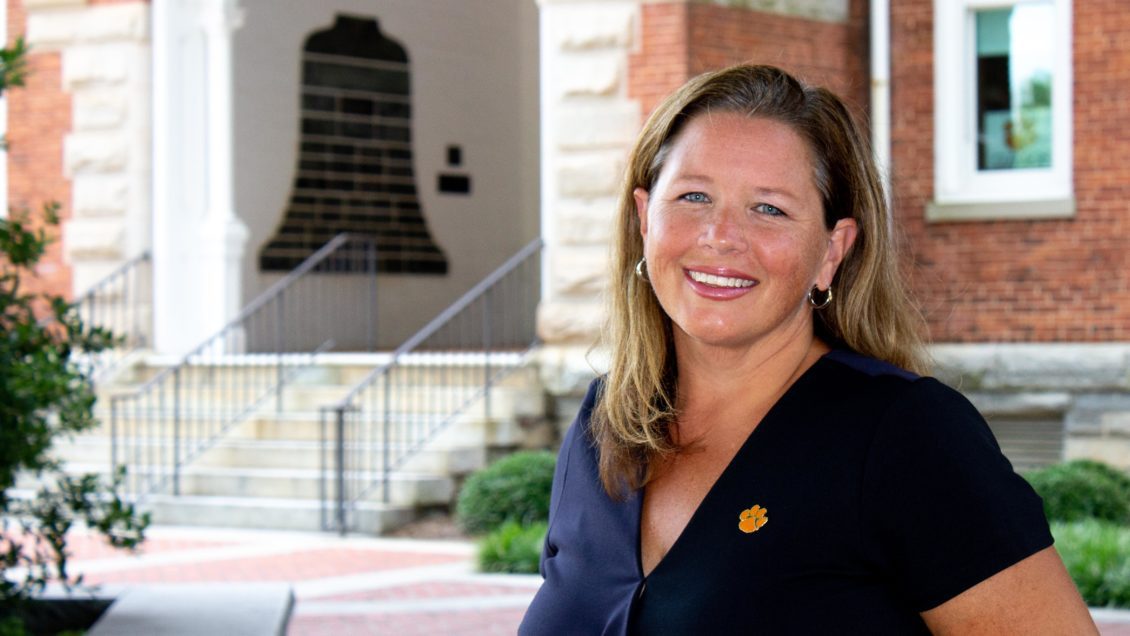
[634,112,857,355]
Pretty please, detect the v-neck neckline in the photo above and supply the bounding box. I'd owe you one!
[634,352,832,582]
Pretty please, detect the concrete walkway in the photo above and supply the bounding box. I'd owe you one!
[64,525,1130,634]
[66,526,540,635]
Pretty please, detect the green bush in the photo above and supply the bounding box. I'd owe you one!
[1052,519,1130,608]
[456,451,555,535]
[0,39,148,634]
[1024,460,1130,524]
[477,521,547,574]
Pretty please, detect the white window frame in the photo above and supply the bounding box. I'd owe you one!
[930,0,1074,222]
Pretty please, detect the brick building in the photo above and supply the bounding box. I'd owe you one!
[6,0,1130,468]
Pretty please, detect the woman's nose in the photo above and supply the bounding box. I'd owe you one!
[699,205,748,253]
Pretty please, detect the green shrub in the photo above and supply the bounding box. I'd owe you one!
[456,451,555,535]
[477,521,547,574]
[1052,519,1130,608]
[1024,460,1130,524]
[0,39,147,634]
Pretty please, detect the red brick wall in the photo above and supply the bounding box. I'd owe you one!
[629,2,869,119]
[3,0,149,301]
[628,2,691,119]
[892,0,1130,342]
[6,0,73,300]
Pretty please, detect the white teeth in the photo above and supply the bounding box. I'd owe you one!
[688,271,756,288]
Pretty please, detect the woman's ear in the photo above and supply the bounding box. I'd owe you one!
[634,187,650,237]
[818,218,858,288]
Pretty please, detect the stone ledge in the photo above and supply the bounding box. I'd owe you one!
[931,343,1130,392]
[964,391,1072,418]
[686,0,849,23]
[87,583,293,636]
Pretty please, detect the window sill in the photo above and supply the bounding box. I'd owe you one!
[925,197,1075,223]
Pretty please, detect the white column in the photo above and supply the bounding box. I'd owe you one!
[153,0,248,355]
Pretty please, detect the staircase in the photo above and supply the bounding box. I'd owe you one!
[22,236,548,535]
[39,353,547,533]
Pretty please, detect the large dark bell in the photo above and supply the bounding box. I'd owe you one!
[260,14,448,275]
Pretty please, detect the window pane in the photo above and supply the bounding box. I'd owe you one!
[975,4,1054,171]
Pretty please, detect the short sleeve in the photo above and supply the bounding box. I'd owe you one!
[539,378,598,576]
[861,378,1053,612]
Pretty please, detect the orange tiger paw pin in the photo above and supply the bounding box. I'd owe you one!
[738,504,768,534]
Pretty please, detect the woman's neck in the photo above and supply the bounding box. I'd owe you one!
[672,332,829,444]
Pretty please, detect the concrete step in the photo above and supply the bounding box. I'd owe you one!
[22,463,453,507]
[76,410,530,447]
[4,486,413,533]
[114,352,538,389]
[141,494,416,533]
[80,354,544,533]
[51,437,486,475]
[98,383,544,419]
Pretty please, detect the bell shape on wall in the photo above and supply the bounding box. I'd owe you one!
[260,14,448,274]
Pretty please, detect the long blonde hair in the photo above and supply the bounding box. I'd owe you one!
[593,64,928,497]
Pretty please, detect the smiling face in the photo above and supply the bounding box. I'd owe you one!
[635,111,857,356]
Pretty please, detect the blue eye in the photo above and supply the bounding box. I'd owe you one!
[756,203,785,216]
[681,192,709,203]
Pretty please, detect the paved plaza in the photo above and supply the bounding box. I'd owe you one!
[66,525,540,635]
[62,524,1130,634]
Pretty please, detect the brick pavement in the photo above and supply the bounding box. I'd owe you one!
[66,526,541,635]
[62,525,1130,634]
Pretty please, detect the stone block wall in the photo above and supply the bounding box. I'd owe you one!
[892,0,1130,342]
[536,0,640,377]
[5,0,150,304]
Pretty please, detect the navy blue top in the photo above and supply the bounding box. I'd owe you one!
[519,350,1053,635]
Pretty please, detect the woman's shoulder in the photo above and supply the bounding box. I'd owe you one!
[819,348,967,410]
[822,348,921,382]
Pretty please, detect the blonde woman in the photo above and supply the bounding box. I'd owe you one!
[520,65,1093,634]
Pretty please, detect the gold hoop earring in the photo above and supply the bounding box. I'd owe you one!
[808,285,832,309]
[635,258,649,282]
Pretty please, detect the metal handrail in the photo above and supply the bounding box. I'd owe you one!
[71,251,152,379]
[110,233,380,501]
[320,238,543,533]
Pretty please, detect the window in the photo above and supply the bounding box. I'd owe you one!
[930,0,1073,221]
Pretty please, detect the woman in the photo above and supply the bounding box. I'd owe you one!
[520,65,1094,634]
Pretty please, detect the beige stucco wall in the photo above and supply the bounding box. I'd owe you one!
[234,0,541,348]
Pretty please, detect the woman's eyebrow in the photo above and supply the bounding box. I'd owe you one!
[750,186,801,203]
[668,173,713,184]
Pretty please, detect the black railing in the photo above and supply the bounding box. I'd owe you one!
[72,251,152,379]
[320,238,542,534]
[109,234,379,500]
